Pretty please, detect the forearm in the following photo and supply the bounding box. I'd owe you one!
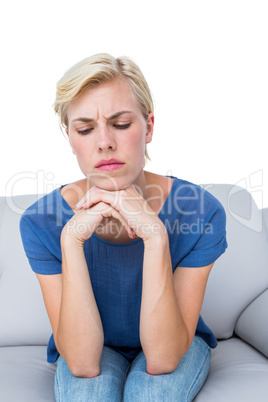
[140,231,189,375]
[57,234,104,377]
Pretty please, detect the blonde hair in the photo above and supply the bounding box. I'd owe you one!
[53,53,154,166]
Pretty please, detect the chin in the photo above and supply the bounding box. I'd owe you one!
[84,166,144,191]
[85,173,130,191]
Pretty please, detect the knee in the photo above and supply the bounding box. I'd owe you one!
[124,371,183,402]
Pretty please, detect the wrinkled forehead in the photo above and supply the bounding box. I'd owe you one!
[66,78,142,124]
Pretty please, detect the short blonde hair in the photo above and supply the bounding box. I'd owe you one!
[53,53,154,165]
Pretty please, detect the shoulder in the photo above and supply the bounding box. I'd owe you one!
[19,181,72,234]
[172,177,225,216]
[19,186,65,269]
[161,177,226,234]
[19,189,64,275]
[169,179,228,267]
[20,189,56,224]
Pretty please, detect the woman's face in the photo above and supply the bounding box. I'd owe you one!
[66,78,154,190]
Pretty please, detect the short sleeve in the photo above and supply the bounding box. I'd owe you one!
[20,213,62,275]
[177,200,228,268]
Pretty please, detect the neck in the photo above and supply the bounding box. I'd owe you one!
[132,169,151,200]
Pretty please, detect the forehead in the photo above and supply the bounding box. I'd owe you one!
[67,79,140,122]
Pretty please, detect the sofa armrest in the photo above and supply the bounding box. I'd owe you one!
[235,290,268,357]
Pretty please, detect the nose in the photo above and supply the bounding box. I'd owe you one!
[97,126,116,151]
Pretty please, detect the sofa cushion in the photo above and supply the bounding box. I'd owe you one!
[0,346,56,401]
[1,340,267,402]
[235,289,268,357]
[0,195,52,347]
[194,338,268,401]
[200,184,268,339]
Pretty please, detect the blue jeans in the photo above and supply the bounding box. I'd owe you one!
[54,336,210,402]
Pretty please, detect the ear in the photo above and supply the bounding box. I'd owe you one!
[65,127,76,155]
[145,112,154,144]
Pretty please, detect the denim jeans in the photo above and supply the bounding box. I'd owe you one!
[54,336,210,402]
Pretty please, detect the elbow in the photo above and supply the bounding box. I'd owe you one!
[146,358,181,376]
[146,343,190,376]
[68,363,100,378]
[146,345,189,375]
[55,336,101,378]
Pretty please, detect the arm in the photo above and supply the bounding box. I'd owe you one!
[36,200,134,378]
[57,234,104,376]
[140,229,214,375]
[74,185,215,374]
[36,235,104,378]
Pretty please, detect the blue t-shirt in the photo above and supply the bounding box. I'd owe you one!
[20,176,228,363]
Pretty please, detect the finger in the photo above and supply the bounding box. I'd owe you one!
[101,208,132,237]
[82,188,143,215]
[75,197,88,210]
[75,186,97,209]
[81,189,121,212]
[100,205,136,238]
[75,202,83,210]
[75,191,105,210]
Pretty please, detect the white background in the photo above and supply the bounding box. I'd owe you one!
[1,0,267,208]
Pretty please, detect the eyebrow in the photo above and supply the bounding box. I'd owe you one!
[71,111,134,124]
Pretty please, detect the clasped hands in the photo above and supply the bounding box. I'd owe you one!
[64,184,166,244]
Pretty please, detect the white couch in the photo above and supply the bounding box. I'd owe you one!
[0,184,267,401]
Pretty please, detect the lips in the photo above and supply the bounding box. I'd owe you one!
[95,158,124,168]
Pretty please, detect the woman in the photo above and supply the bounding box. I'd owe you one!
[20,53,227,401]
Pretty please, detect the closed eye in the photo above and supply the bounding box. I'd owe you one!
[114,123,132,130]
[77,123,132,135]
[77,128,93,135]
